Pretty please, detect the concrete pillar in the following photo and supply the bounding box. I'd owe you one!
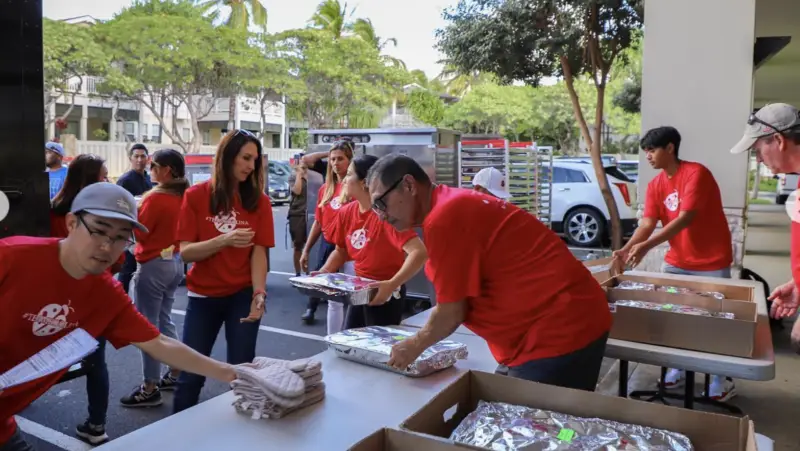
[138,107,146,142]
[47,102,56,139]
[109,104,118,141]
[637,0,755,275]
[79,104,88,141]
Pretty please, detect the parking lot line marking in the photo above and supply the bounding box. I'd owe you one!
[15,415,93,451]
[269,270,296,276]
[170,309,325,342]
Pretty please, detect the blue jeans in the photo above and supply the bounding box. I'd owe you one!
[132,256,182,384]
[84,337,109,425]
[496,333,609,391]
[173,288,259,413]
[663,264,731,279]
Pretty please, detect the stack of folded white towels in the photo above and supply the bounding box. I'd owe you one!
[231,356,325,420]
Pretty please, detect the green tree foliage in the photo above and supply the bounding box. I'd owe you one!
[95,0,264,152]
[406,90,446,126]
[437,0,644,249]
[612,36,643,114]
[196,0,268,30]
[43,18,110,132]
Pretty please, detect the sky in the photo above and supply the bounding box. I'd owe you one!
[43,0,459,79]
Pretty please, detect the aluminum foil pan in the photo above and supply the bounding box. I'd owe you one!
[616,280,656,291]
[451,400,694,450]
[289,273,376,305]
[656,285,725,300]
[614,300,735,319]
[324,326,468,377]
[588,263,611,273]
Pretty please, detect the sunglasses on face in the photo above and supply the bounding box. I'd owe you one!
[371,177,404,213]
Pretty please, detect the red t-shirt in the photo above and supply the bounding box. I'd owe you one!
[330,202,418,281]
[643,161,732,271]
[423,186,611,367]
[315,183,347,241]
[135,192,183,263]
[0,237,160,444]
[176,181,275,297]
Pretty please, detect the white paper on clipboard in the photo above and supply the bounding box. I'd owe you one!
[0,328,99,390]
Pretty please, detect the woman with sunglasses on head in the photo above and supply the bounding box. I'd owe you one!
[50,154,117,445]
[119,149,188,409]
[299,140,354,326]
[318,154,427,328]
[173,130,274,413]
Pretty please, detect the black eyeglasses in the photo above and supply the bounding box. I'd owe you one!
[78,214,135,248]
[372,177,404,214]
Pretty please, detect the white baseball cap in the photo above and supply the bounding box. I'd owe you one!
[730,103,800,154]
[472,167,511,199]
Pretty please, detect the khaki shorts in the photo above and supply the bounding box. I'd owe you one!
[289,215,307,250]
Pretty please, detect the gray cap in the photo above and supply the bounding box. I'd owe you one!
[45,142,65,157]
[71,182,148,233]
[730,103,800,154]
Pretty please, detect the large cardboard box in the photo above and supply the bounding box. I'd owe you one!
[401,371,757,451]
[605,274,758,357]
[349,428,481,451]
[607,273,756,302]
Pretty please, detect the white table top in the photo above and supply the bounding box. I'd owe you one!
[96,328,496,451]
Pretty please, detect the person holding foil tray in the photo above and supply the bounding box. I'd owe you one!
[366,155,611,391]
[317,155,428,328]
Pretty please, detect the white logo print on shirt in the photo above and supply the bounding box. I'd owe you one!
[330,198,342,210]
[664,190,680,212]
[349,228,368,250]
[207,209,249,234]
[23,302,78,336]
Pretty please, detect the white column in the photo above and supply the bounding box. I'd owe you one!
[637,0,755,273]
[47,102,57,139]
[80,104,89,141]
[138,108,146,142]
[109,104,118,141]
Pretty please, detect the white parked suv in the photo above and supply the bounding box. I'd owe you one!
[550,161,638,247]
[776,173,799,205]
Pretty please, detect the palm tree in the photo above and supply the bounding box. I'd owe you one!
[309,0,354,39]
[352,18,405,69]
[436,61,485,97]
[195,0,268,132]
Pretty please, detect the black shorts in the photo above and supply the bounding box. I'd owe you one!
[288,215,307,250]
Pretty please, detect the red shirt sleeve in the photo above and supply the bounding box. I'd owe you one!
[643,179,660,219]
[176,188,200,242]
[99,280,161,349]
[386,224,418,251]
[792,222,800,287]
[425,199,481,304]
[254,194,275,248]
[679,167,706,212]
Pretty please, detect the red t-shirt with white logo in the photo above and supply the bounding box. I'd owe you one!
[176,181,274,297]
[330,202,418,281]
[0,237,160,444]
[315,183,347,241]
[644,161,732,271]
[423,186,611,367]
[135,192,183,263]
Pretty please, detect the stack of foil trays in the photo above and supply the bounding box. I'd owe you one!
[289,273,376,305]
[324,326,468,377]
[613,300,735,319]
[616,280,725,300]
[451,401,694,450]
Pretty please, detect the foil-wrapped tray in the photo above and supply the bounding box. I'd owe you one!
[451,400,694,450]
[614,300,735,319]
[324,326,468,377]
[656,285,725,300]
[289,273,376,305]
[616,280,656,291]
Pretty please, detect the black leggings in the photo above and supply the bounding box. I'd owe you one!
[345,285,406,329]
[306,238,336,313]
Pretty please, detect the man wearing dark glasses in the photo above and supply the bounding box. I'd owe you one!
[366,154,611,392]
[730,103,800,348]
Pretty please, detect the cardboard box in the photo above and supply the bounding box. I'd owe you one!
[401,371,757,451]
[348,428,481,451]
[606,275,758,357]
[607,273,756,303]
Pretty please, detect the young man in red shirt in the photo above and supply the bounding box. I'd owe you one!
[729,103,800,344]
[366,154,611,391]
[0,183,238,451]
[612,126,734,401]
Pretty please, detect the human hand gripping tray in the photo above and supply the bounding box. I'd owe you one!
[325,326,468,377]
[290,273,377,305]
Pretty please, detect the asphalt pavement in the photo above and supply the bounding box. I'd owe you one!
[16,206,334,451]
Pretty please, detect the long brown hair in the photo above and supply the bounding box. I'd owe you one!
[141,149,189,203]
[210,130,265,214]
[51,154,107,215]
[319,140,354,207]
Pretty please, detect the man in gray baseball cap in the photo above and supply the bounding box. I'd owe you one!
[729,103,800,174]
[71,182,148,234]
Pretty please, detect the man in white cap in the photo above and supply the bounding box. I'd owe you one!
[0,183,239,450]
[730,103,800,345]
[472,167,511,199]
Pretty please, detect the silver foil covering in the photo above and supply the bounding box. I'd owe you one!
[616,280,656,291]
[656,285,726,300]
[289,273,376,305]
[588,264,611,273]
[614,300,735,319]
[324,326,468,377]
[450,401,694,450]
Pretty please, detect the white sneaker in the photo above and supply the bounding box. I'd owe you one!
[705,376,737,402]
[659,368,685,389]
